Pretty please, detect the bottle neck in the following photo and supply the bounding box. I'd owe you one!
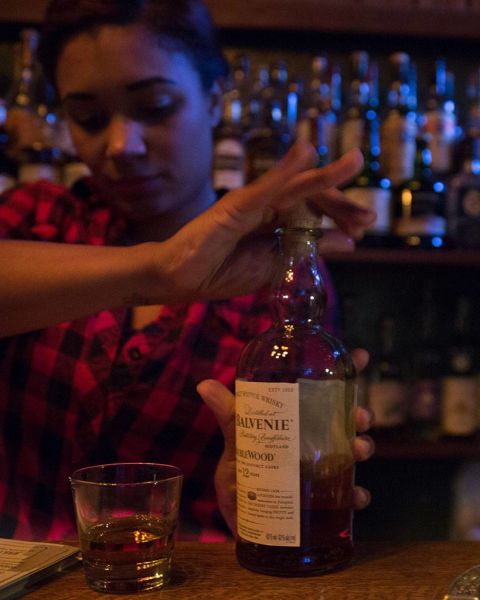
[271,227,326,329]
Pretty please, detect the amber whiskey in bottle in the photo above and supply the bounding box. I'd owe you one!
[235,206,356,576]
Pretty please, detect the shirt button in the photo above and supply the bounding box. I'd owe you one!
[128,347,142,361]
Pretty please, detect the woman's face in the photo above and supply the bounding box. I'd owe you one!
[56,23,221,224]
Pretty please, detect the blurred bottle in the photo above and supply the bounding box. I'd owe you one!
[441,296,478,439]
[339,51,370,155]
[343,110,393,247]
[422,58,457,176]
[245,62,270,132]
[286,74,304,139]
[367,315,408,440]
[447,71,480,249]
[394,135,447,248]
[5,29,44,163]
[0,100,17,193]
[408,285,442,441]
[297,56,339,166]
[380,53,418,189]
[212,81,246,194]
[245,63,292,182]
[229,53,251,131]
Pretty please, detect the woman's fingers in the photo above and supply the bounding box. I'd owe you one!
[354,486,372,510]
[197,379,236,460]
[351,348,370,375]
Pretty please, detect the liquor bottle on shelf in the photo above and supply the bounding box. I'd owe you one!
[235,203,356,576]
[0,100,17,193]
[244,69,292,182]
[245,62,269,132]
[286,74,304,139]
[342,109,393,247]
[422,58,457,176]
[212,82,246,194]
[297,55,339,166]
[367,315,408,441]
[5,29,44,163]
[380,52,418,189]
[447,77,480,249]
[408,285,442,442]
[441,296,478,440]
[229,53,251,130]
[338,50,370,156]
[394,135,447,248]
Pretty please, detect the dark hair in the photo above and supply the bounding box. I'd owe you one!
[38,0,229,91]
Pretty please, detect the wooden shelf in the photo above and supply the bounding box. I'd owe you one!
[205,0,480,40]
[324,248,480,267]
[3,0,480,40]
[374,438,480,460]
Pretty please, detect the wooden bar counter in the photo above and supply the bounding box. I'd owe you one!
[22,541,480,599]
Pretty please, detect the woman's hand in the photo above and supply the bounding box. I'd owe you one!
[152,139,375,304]
[197,348,374,536]
[0,139,374,337]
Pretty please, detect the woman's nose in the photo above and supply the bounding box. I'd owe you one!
[105,116,147,159]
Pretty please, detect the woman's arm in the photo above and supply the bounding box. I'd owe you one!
[0,140,373,337]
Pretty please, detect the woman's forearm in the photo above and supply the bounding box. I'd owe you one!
[0,240,157,337]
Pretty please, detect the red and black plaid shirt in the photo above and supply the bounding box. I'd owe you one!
[0,179,338,541]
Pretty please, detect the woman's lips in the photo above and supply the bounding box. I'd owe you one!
[108,173,165,193]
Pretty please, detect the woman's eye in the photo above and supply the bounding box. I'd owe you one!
[138,99,176,121]
[72,114,110,133]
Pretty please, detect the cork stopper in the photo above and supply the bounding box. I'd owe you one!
[286,201,323,230]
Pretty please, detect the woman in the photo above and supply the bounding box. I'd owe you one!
[0,0,374,541]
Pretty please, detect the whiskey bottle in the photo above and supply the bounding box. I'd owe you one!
[5,29,44,162]
[409,286,442,441]
[423,58,457,176]
[367,315,408,441]
[447,132,480,249]
[380,53,418,188]
[441,296,478,439]
[297,55,339,165]
[235,205,356,576]
[339,50,370,155]
[343,111,393,247]
[394,136,447,248]
[245,73,292,182]
[212,84,246,193]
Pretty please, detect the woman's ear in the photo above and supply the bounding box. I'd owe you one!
[208,79,224,128]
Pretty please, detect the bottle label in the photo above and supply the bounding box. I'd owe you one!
[441,376,477,436]
[235,378,349,547]
[380,112,417,186]
[368,381,407,427]
[343,187,392,233]
[212,138,245,191]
